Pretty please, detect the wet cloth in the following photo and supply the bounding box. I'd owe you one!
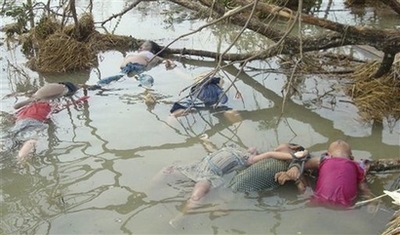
[136,74,154,88]
[170,77,228,113]
[3,102,52,150]
[190,77,228,106]
[9,119,48,143]
[96,62,146,86]
[228,158,290,192]
[175,146,250,188]
[15,101,52,122]
[311,156,365,207]
[58,82,79,97]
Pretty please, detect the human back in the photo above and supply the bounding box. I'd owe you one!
[312,156,364,207]
[311,140,365,207]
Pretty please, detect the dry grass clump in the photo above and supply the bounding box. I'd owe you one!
[24,13,142,72]
[34,32,94,72]
[33,16,61,42]
[346,61,400,122]
[21,16,60,55]
[63,13,95,42]
[88,33,141,52]
[25,14,96,72]
[382,210,400,235]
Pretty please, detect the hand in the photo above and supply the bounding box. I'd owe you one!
[164,59,176,70]
[247,156,255,165]
[295,176,308,193]
[288,144,303,151]
[285,166,301,179]
[247,147,259,156]
[275,171,292,185]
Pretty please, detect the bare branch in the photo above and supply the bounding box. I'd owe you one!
[100,0,156,27]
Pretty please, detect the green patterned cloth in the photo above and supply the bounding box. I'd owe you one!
[228,158,289,192]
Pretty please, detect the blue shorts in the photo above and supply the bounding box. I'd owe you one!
[96,62,146,86]
[120,62,146,75]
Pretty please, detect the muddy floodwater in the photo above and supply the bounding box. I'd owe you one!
[1,1,400,234]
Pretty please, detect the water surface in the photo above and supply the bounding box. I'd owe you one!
[1,1,399,234]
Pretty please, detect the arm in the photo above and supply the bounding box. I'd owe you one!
[358,180,374,200]
[248,150,309,165]
[147,56,165,68]
[247,151,292,165]
[275,155,320,185]
[303,155,321,170]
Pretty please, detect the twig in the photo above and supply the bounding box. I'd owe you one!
[211,0,259,104]
[151,2,254,62]
[353,188,400,208]
[275,0,302,126]
[100,0,154,27]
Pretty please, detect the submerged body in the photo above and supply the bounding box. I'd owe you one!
[229,158,289,192]
[170,77,229,117]
[4,101,53,161]
[311,156,365,207]
[175,146,250,188]
[275,140,374,208]
[120,50,160,70]
[95,40,174,87]
[13,82,78,109]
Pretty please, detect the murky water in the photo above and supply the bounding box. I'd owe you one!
[1,1,400,234]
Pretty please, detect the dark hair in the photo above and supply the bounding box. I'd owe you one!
[289,143,305,152]
[59,82,79,96]
[147,41,162,56]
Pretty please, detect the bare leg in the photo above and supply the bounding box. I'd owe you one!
[170,180,212,229]
[181,180,211,214]
[295,176,308,194]
[14,83,66,109]
[17,139,37,163]
[191,180,211,201]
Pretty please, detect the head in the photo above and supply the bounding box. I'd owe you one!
[139,40,164,56]
[327,140,353,160]
[274,143,305,153]
[59,82,79,96]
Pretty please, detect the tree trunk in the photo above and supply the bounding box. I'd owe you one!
[170,0,400,77]
[379,0,400,15]
[374,52,396,78]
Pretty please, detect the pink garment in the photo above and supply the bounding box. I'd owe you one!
[16,101,52,122]
[311,157,365,208]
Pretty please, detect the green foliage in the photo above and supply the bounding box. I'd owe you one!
[1,0,34,35]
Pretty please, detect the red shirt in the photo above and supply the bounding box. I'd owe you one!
[15,102,52,122]
[311,157,365,208]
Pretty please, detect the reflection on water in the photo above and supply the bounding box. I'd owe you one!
[1,1,400,234]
